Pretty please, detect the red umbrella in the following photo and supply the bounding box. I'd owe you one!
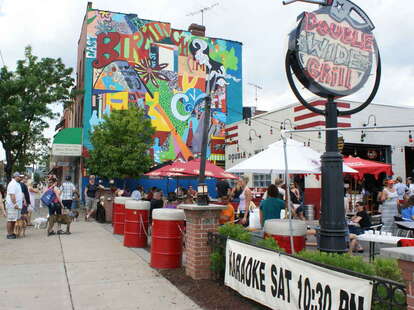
[343,156,393,180]
[146,158,238,180]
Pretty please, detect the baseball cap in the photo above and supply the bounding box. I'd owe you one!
[12,172,20,178]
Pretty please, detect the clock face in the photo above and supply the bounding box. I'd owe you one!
[288,0,377,98]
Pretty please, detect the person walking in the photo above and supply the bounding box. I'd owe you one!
[28,179,40,213]
[84,175,101,221]
[20,175,31,225]
[380,179,399,233]
[0,185,7,219]
[60,176,76,210]
[5,173,24,239]
[238,175,252,227]
[45,177,65,236]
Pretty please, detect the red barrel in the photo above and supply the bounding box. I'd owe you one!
[264,219,307,254]
[150,209,185,269]
[123,200,150,248]
[113,197,130,235]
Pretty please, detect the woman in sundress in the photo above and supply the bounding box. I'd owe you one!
[380,179,399,233]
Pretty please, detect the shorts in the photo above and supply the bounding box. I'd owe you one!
[62,200,72,209]
[48,203,62,216]
[348,225,365,235]
[85,197,97,211]
[21,205,28,215]
[6,208,20,222]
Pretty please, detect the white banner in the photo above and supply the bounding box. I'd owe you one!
[225,240,373,310]
[52,144,82,156]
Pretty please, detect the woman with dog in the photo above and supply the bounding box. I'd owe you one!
[46,177,65,236]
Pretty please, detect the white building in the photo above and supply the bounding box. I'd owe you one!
[225,99,414,215]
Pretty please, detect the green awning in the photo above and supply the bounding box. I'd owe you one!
[52,128,82,156]
[53,128,82,144]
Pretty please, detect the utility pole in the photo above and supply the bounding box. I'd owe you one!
[187,3,219,26]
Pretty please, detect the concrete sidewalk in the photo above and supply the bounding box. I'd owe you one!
[0,214,201,310]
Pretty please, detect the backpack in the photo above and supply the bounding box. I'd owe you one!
[40,188,56,207]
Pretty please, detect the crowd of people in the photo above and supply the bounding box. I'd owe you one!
[0,172,82,239]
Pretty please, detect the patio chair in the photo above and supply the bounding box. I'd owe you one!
[394,216,411,237]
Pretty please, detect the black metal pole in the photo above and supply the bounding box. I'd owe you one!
[319,97,347,253]
[199,95,211,183]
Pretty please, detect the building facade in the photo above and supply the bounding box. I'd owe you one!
[225,99,414,214]
[64,2,242,177]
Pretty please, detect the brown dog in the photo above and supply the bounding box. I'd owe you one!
[47,214,75,235]
[14,219,27,238]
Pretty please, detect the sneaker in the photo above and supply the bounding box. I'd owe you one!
[47,231,56,237]
[57,230,64,235]
[6,234,16,239]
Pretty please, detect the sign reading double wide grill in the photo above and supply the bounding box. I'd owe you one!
[225,240,372,310]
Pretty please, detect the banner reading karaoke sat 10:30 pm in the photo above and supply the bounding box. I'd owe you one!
[225,240,373,310]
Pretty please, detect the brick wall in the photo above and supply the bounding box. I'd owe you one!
[398,260,414,309]
[184,209,222,280]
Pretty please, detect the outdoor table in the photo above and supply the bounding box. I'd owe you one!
[357,233,414,262]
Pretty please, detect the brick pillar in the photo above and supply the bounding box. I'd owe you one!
[398,260,414,309]
[179,204,226,280]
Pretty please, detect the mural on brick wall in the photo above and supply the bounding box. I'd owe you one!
[83,10,242,163]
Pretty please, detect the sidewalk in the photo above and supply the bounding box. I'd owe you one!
[0,214,201,310]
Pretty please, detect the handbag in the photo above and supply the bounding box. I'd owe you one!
[40,188,56,207]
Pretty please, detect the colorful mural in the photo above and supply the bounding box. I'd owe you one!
[82,9,243,163]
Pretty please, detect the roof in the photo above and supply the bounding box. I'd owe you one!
[250,97,414,120]
[85,6,243,45]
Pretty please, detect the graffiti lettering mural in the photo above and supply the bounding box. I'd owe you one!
[83,10,243,163]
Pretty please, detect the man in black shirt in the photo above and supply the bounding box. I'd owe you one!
[84,175,104,221]
[149,191,164,223]
[20,175,31,224]
[216,179,230,199]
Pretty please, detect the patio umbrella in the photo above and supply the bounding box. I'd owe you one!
[343,156,393,180]
[226,139,357,175]
[148,158,238,180]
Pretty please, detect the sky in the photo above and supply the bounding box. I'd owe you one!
[0,0,413,159]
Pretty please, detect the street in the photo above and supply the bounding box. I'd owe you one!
[0,214,200,310]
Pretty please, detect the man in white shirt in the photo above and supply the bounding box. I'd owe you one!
[6,172,24,239]
[60,176,77,210]
[131,185,142,200]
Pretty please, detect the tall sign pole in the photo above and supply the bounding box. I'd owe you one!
[284,0,381,252]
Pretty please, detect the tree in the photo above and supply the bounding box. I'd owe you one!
[86,108,155,179]
[0,46,76,180]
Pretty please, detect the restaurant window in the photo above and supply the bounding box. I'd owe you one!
[253,173,271,188]
[229,172,243,188]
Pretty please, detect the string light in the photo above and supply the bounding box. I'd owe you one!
[360,131,366,142]
[307,139,311,147]
[280,122,283,130]
[270,126,273,135]
[409,130,413,143]
[318,131,321,139]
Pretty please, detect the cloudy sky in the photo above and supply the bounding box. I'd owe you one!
[0,0,413,159]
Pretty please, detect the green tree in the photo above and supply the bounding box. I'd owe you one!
[87,108,155,179]
[0,46,76,180]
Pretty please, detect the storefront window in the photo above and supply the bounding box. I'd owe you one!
[253,173,271,188]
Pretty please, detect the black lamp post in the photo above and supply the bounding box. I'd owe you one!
[197,95,212,205]
[285,0,381,252]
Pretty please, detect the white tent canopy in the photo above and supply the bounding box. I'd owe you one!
[226,139,357,174]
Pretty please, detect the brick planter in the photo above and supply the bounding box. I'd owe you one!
[179,204,226,280]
